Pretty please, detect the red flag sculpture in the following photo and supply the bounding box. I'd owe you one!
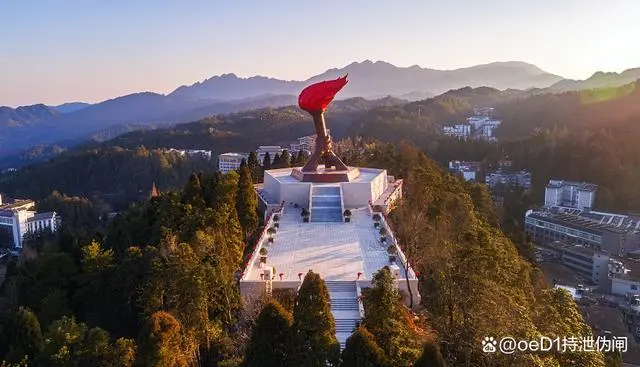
[298,75,349,172]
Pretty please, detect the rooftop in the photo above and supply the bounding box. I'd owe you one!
[527,207,640,235]
[547,179,597,192]
[0,199,35,211]
[243,207,413,281]
[219,152,249,158]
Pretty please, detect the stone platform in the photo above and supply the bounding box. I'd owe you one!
[291,167,361,183]
[262,165,389,210]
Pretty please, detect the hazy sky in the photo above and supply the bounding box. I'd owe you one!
[2,0,639,107]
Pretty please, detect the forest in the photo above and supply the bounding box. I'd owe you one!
[0,142,619,366]
[1,81,639,366]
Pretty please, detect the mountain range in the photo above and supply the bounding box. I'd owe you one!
[1,59,638,160]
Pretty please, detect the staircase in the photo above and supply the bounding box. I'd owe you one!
[311,185,343,222]
[325,281,361,350]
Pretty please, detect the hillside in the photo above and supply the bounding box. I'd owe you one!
[547,68,640,92]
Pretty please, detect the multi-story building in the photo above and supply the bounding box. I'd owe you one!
[449,161,481,181]
[542,241,610,285]
[0,196,59,249]
[442,124,471,139]
[544,179,597,210]
[256,146,284,165]
[525,207,640,256]
[218,152,249,173]
[485,170,532,190]
[166,149,213,160]
[290,130,331,154]
[441,108,501,141]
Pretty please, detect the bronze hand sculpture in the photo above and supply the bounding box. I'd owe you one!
[298,75,349,172]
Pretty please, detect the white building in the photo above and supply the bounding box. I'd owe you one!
[543,241,610,285]
[218,153,249,173]
[467,116,501,140]
[0,196,58,249]
[442,124,471,139]
[166,149,212,160]
[256,146,284,165]
[290,130,331,154]
[449,161,481,181]
[544,179,597,210]
[485,170,532,189]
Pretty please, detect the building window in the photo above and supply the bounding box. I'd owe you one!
[632,285,638,290]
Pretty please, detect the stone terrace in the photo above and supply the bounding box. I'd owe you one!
[243,207,409,281]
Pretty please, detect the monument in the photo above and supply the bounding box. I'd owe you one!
[243,77,418,349]
[291,75,359,182]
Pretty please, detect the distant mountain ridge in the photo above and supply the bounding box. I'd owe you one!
[170,60,563,101]
[546,68,640,92]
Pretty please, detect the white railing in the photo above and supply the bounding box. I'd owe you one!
[356,283,365,319]
[241,202,284,281]
[377,213,416,279]
[339,185,346,223]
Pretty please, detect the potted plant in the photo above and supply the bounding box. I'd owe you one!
[343,209,352,223]
[273,214,280,228]
[301,208,310,223]
[372,213,381,228]
[267,227,276,243]
[259,247,268,263]
[387,245,397,263]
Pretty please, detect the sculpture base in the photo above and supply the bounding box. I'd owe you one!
[291,166,360,183]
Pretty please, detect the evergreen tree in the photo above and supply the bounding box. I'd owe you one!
[262,152,272,170]
[183,172,205,208]
[288,271,340,367]
[272,153,282,169]
[280,150,291,168]
[363,267,423,366]
[294,150,308,166]
[239,158,247,170]
[341,326,388,367]
[2,307,43,363]
[139,311,192,367]
[247,151,262,183]
[236,165,259,240]
[413,343,447,367]
[247,151,259,169]
[242,301,292,367]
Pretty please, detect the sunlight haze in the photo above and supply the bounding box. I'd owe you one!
[1,0,639,106]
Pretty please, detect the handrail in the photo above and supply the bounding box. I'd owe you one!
[376,212,416,279]
[339,185,346,222]
[356,283,365,319]
[241,201,284,280]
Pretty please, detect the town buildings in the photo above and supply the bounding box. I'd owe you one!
[541,241,610,285]
[448,160,481,181]
[485,170,532,190]
[165,149,213,160]
[218,152,249,173]
[544,179,597,211]
[525,207,640,257]
[442,107,501,141]
[0,194,59,249]
[289,130,331,154]
[256,146,284,164]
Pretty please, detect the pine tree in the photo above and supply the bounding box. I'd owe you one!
[413,343,447,367]
[262,152,272,170]
[247,151,259,169]
[280,150,291,168]
[247,151,262,183]
[183,172,205,208]
[242,301,292,367]
[293,150,308,166]
[2,307,43,363]
[139,311,192,367]
[240,158,247,170]
[288,271,340,367]
[341,326,388,367]
[272,153,282,169]
[236,164,258,240]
